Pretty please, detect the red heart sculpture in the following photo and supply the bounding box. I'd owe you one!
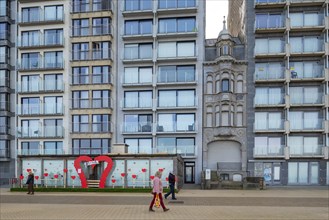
[74,155,113,188]
[166,177,168,181]
[111,179,116,183]
[20,175,24,180]
[35,176,39,180]
[158,168,163,172]
[71,175,76,180]
[132,174,137,179]
[27,169,31,172]
[44,173,48,177]
[150,175,154,180]
[142,168,147,173]
[54,174,59,179]
[63,168,68,173]
[121,173,125,177]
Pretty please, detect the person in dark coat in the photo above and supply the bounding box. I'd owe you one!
[26,171,34,195]
[164,171,176,200]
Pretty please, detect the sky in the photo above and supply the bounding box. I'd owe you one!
[206,0,229,39]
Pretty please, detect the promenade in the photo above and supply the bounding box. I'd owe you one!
[1,187,328,220]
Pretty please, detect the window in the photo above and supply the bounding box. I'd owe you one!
[20,75,39,92]
[44,51,63,68]
[157,137,195,156]
[21,7,39,23]
[290,12,322,27]
[255,38,284,54]
[255,112,283,130]
[290,36,322,53]
[92,114,110,132]
[158,65,195,83]
[124,43,152,59]
[290,111,321,130]
[73,19,89,36]
[21,142,40,155]
[159,17,195,33]
[44,141,63,155]
[22,53,39,68]
[0,46,9,64]
[289,136,321,156]
[44,74,63,91]
[21,30,39,47]
[254,137,283,156]
[21,97,40,115]
[92,42,110,59]
[288,162,318,184]
[21,120,39,138]
[44,29,63,45]
[0,140,9,158]
[290,61,323,78]
[44,96,63,114]
[125,138,152,154]
[221,79,229,92]
[158,90,195,107]
[290,87,320,104]
[72,43,89,60]
[0,93,9,111]
[124,114,152,132]
[72,0,89,12]
[0,70,9,88]
[93,0,111,11]
[0,23,10,40]
[158,0,196,9]
[0,0,10,17]
[125,0,152,11]
[255,62,284,80]
[124,67,152,84]
[157,113,195,132]
[124,91,152,108]
[255,87,283,105]
[72,67,89,85]
[255,13,283,29]
[44,5,63,21]
[73,139,110,155]
[221,45,230,55]
[93,17,110,35]
[72,115,89,132]
[0,117,9,134]
[72,91,89,108]
[158,41,195,58]
[92,66,110,84]
[92,90,110,108]
[44,119,63,137]
[125,20,152,35]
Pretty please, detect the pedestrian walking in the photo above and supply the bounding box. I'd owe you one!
[149,171,169,212]
[26,171,34,195]
[165,171,177,200]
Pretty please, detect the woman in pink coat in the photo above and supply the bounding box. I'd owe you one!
[149,171,169,212]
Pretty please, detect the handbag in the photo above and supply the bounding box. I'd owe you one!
[154,193,161,208]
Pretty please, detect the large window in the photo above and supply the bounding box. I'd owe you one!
[21,141,40,155]
[255,13,283,29]
[255,62,284,80]
[125,0,152,11]
[92,0,111,11]
[72,43,89,60]
[290,61,323,78]
[289,136,321,156]
[159,17,196,33]
[92,114,110,132]
[158,0,196,9]
[0,22,10,40]
[124,114,152,132]
[44,5,63,21]
[0,117,9,134]
[0,46,9,64]
[255,87,283,105]
[255,38,284,54]
[44,51,63,68]
[21,30,39,47]
[92,90,110,108]
[254,137,283,156]
[290,111,321,130]
[72,19,89,36]
[158,41,195,58]
[158,65,195,83]
[73,139,110,155]
[72,91,89,108]
[124,43,152,60]
[92,42,110,59]
[72,115,89,132]
[290,36,322,53]
[44,74,63,91]
[44,141,63,155]
[93,17,110,35]
[21,97,40,115]
[72,66,89,85]
[125,138,152,154]
[21,7,39,23]
[288,162,318,184]
[125,19,152,35]
[124,91,152,108]
[44,119,63,137]
[0,70,9,88]
[72,0,89,12]
[157,113,195,132]
[124,67,152,84]
[157,137,195,156]
[20,75,39,92]
[0,140,9,158]
[44,29,63,45]
[255,112,283,130]
[158,90,195,107]
[290,12,322,27]
[93,66,110,84]
[290,87,321,104]
[44,96,63,114]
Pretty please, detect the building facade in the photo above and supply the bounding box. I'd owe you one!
[229,0,329,185]
[0,0,16,185]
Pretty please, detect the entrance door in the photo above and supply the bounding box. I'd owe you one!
[184,162,195,183]
[88,163,102,180]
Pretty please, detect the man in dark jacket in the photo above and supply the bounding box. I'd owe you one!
[164,171,177,200]
[26,171,34,195]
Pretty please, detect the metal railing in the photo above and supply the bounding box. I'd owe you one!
[71,98,111,109]
[17,104,64,115]
[17,35,64,47]
[17,79,64,93]
[254,119,284,131]
[290,119,323,130]
[253,146,285,157]
[17,126,64,138]
[71,122,111,133]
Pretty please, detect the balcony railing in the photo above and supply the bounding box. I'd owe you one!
[17,104,64,116]
[255,0,285,3]
[72,25,112,37]
[18,11,64,24]
[17,35,64,48]
[71,1,112,13]
[290,40,324,54]
[0,149,10,158]
[71,73,112,85]
[17,126,64,138]
[123,122,153,133]
[71,122,111,133]
[0,101,10,111]
[254,68,285,81]
[254,120,285,131]
[18,148,68,156]
[290,119,323,130]
[72,50,112,61]
[0,77,10,88]
[71,98,111,109]
[254,94,285,106]
[289,145,323,157]
[154,145,195,156]
[289,66,324,79]
[0,125,10,135]
[157,122,196,132]
[123,99,153,109]
[255,18,285,29]
[253,145,285,157]
[18,59,64,71]
[290,93,323,105]
[17,80,64,93]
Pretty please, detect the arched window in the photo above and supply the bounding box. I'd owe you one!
[206,106,212,127]
[207,75,213,94]
[222,79,229,92]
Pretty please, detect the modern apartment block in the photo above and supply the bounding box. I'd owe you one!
[0,0,16,185]
[229,0,329,185]
[117,0,205,184]
[9,0,205,187]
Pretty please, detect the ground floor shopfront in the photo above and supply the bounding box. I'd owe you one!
[17,154,184,188]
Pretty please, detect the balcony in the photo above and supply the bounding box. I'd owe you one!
[255,39,285,58]
[71,73,112,85]
[290,93,324,106]
[123,122,153,133]
[157,122,196,133]
[254,94,285,107]
[71,122,111,133]
[72,50,112,61]
[17,35,64,49]
[254,67,285,82]
[17,59,64,72]
[71,98,112,109]
[17,80,64,94]
[154,145,195,157]
[0,76,10,88]
[17,126,64,139]
[18,11,64,26]
[289,40,325,57]
[0,101,10,112]
[17,104,64,116]
[289,0,325,6]
[0,149,10,158]
[255,17,285,33]
[254,0,286,8]
[17,148,68,156]
[253,145,285,158]
[71,25,113,38]
[289,65,324,81]
[0,125,10,135]
[289,145,324,158]
[70,1,113,13]
[254,120,285,132]
[290,119,323,132]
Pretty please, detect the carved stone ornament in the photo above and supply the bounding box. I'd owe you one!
[214,127,233,137]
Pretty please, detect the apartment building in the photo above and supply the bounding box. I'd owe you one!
[229,0,329,186]
[0,0,16,185]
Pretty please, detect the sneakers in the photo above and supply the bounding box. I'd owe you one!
[163,208,170,212]
[164,195,168,199]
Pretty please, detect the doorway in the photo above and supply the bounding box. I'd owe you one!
[184,162,195,183]
[88,163,102,180]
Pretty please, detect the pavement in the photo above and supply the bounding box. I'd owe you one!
[0,186,328,220]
